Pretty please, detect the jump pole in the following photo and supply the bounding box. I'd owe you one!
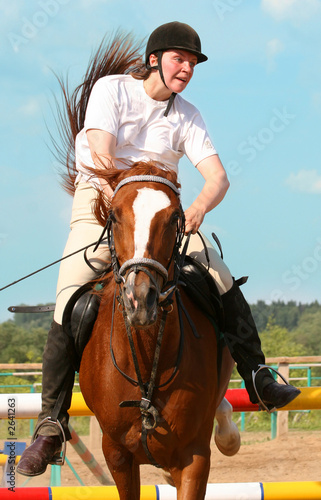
[68,423,112,485]
[0,388,321,419]
[0,455,20,466]
[1,482,321,499]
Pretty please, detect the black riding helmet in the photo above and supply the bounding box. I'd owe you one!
[145,22,208,116]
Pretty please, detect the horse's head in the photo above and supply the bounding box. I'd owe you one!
[107,164,183,328]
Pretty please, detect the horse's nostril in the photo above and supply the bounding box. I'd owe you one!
[125,291,138,312]
[122,280,158,327]
[146,286,157,309]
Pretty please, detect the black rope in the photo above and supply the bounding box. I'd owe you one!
[0,239,108,293]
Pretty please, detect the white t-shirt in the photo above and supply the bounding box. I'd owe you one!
[75,74,217,185]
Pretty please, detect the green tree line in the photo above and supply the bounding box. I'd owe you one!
[0,306,54,364]
[0,300,321,364]
[251,300,321,356]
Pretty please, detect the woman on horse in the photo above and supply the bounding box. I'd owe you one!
[17,21,300,477]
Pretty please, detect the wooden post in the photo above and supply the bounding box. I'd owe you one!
[276,362,290,437]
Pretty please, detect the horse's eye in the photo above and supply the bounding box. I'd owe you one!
[170,211,181,225]
[109,211,117,223]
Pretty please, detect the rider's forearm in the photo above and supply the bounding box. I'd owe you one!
[191,170,230,216]
[87,129,116,198]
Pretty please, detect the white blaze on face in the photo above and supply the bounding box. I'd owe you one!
[133,187,171,258]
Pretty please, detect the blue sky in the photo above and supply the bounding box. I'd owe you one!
[1,0,321,322]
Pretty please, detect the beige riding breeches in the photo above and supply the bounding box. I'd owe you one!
[54,182,233,325]
[54,182,111,324]
[184,232,233,295]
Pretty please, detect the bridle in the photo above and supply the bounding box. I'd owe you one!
[100,174,186,305]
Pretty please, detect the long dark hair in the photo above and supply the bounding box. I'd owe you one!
[51,30,150,196]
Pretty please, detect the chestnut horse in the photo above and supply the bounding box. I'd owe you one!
[79,163,240,500]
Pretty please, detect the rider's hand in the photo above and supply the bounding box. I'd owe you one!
[184,205,205,234]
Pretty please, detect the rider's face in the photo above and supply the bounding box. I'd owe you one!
[159,49,198,93]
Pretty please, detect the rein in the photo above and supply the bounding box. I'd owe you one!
[0,241,105,294]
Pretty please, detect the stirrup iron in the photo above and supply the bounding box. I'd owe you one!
[31,416,67,466]
[252,364,290,414]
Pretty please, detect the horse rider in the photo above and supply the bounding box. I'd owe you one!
[17,21,300,477]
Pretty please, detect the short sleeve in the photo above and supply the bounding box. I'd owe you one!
[84,77,119,137]
[181,111,217,167]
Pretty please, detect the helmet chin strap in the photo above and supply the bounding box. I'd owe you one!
[148,51,177,117]
[164,93,176,117]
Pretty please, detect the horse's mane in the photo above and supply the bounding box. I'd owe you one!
[50,30,147,196]
[93,161,181,227]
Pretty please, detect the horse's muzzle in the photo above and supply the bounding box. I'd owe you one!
[122,274,158,327]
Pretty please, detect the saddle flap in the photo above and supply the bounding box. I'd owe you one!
[179,255,224,330]
[62,281,103,368]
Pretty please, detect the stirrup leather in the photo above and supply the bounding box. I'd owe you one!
[31,416,66,466]
[252,364,290,414]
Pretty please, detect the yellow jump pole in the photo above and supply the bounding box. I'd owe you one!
[263,481,321,500]
[51,485,157,500]
[68,387,321,416]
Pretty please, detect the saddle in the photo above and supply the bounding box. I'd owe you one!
[178,255,224,327]
[62,257,224,371]
[62,280,105,371]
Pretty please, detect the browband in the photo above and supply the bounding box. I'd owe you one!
[112,175,181,198]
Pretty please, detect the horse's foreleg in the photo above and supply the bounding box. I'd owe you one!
[214,397,241,456]
[102,434,140,500]
[170,445,210,500]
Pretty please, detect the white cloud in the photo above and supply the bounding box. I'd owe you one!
[19,97,41,116]
[266,38,284,72]
[286,169,321,194]
[261,0,321,24]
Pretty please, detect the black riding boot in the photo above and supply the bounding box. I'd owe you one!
[17,320,75,476]
[221,280,300,409]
